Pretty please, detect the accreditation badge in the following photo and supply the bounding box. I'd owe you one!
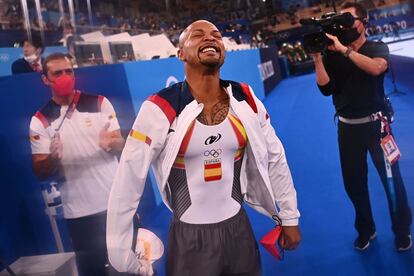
[380,134,401,165]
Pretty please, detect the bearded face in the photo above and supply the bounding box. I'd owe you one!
[178,21,226,69]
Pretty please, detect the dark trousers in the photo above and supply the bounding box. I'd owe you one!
[66,211,142,276]
[338,120,412,238]
[167,208,261,276]
[66,211,108,276]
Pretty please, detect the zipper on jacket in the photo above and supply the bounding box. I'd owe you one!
[230,97,278,216]
[161,102,204,190]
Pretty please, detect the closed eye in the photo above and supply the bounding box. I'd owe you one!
[191,31,204,38]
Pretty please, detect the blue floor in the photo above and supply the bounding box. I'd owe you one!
[147,73,414,276]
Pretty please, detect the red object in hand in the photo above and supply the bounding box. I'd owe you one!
[259,225,284,260]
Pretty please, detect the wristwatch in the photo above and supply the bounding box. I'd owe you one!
[343,47,353,58]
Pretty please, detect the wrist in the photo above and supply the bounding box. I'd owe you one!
[312,54,322,62]
[281,218,299,226]
[48,153,61,162]
[342,46,353,58]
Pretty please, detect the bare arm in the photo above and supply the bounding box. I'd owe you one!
[348,52,388,76]
[312,53,330,86]
[31,133,63,180]
[326,33,388,76]
[32,154,60,180]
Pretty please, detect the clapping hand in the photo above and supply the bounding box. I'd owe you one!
[50,133,63,160]
[99,122,112,151]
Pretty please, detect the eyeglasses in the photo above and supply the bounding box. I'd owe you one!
[50,68,74,77]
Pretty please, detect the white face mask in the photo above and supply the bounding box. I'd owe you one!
[24,54,38,63]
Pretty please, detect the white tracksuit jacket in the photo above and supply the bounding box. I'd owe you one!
[107,80,300,273]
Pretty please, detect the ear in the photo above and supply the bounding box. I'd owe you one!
[42,74,51,86]
[177,48,186,62]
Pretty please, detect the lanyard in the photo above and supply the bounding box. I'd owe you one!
[55,90,80,132]
[379,113,391,135]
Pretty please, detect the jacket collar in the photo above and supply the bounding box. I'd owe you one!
[180,79,232,108]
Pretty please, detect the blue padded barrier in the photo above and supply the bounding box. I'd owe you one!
[387,54,414,93]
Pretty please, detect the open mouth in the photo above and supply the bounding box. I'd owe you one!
[199,45,220,54]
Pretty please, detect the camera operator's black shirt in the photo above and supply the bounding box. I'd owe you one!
[317,40,389,118]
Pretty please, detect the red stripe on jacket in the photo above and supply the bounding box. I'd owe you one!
[147,94,176,124]
[240,83,258,114]
[97,95,105,112]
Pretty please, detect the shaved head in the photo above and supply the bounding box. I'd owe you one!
[179,20,219,48]
[177,19,225,70]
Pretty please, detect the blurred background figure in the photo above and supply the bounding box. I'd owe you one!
[11,33,44,74]
[30,53,125,275]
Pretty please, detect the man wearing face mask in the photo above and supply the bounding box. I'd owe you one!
[312,2,412,251]
[29,53,125,275]
[11,35,44,74]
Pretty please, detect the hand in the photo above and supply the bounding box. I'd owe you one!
[279,225,301,250]
[50,133,63,160]
[99,122,112,152]
[325,33,347,54]
[310,52,322,62]
[136,259,154,276]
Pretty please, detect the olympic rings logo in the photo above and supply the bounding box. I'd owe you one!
[0,53,9,62]
[204,149,222,158]
[276,32,290,40]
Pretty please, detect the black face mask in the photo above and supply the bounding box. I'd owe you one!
[338,27,361,45]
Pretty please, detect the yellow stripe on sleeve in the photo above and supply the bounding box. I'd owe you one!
[129,129,152,146]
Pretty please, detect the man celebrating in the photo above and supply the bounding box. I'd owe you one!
[312,2,412,251]
[12,34,44,74]
[29,53,125,275]
[107,20,301,275]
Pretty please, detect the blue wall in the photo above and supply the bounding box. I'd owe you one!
[0,49,265,266]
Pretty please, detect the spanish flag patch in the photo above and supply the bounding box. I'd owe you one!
[204,159,222,182]
[129,129,152,146]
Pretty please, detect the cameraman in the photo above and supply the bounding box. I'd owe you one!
[312,2,411,251]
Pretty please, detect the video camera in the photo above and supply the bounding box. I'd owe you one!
[300,12,355,53]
